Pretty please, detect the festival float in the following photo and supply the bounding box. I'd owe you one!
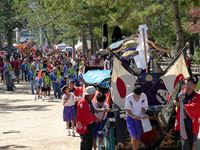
[97,25,190,150]
[14,41,37,56]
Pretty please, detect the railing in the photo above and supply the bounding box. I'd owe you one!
[191,64,200,77]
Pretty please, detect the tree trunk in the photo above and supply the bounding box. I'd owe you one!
[72,38,76,60]
[82,27,88,57]
[7,30,13,49]
[89,23,94,55]
[93,37,98,52]
[51,24,57,44]
[0,34,4,48]
[171,0,185,53]
[145,16,152,39]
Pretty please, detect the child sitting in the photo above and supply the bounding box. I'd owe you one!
[62,84,76,137]
[93,93,110,150]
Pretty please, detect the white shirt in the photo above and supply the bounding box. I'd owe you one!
[93,102,108,120]
[62,92,75,106]
[124,93,148,117]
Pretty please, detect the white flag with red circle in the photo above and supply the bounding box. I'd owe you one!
[111,58,138,108]
[161,54,190,94]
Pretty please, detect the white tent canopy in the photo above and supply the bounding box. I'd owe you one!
[54,43,73,50]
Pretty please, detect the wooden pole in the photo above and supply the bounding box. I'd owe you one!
[142,28,148,73]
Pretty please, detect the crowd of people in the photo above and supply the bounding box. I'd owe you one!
[1,50,200,150]
[0,51,111,150]
[0,52,84,93]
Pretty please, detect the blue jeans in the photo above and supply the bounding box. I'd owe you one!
[5,73,13,91]
[52,82,61,98]
[24,70,29,82]
[30,80,35,94]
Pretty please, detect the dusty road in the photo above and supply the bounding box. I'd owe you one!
[1,82,200,150]
[0,82,80,150]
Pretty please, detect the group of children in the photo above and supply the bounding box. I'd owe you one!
[61,84,110,150]
[29,61,83,101]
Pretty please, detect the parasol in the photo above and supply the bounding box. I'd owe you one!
[83,70,111,84]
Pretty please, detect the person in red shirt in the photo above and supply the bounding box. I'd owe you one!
[76,86,98,150]
[69,80,83,97]
[175,76,200,150]
[13,57,20,83]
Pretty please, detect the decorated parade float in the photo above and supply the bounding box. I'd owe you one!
[14,41,37,56]
[85,24,190,150]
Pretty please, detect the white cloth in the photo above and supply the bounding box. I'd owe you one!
[141,119,152,133]
[124,93,148,117]
[134,24,149,70]
[62,92,75,106]
[93,102,108,120]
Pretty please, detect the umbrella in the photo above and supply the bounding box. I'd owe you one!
[83,70,111,84]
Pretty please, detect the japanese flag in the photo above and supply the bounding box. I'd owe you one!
[161,54,190,94]
[111,58,138,108]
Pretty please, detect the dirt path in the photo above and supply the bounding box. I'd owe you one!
[0,82,80,150]
[1,82,200,150]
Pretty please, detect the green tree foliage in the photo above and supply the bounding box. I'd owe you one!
[4,0,199,54]
[0,0,24,48]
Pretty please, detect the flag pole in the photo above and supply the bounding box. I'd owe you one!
[162,42,189,75]
[142,28,148,74]
[108,48,166,102]
[146,42,189,94]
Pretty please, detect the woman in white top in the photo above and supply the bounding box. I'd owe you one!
[124,86,148,150]
[62,84,75,136]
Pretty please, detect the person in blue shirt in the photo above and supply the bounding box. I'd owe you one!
[60,62,67,77]
[22,58,30,82]
[50,67,61,99]
[60,72,67,89]
[28,65,36,94]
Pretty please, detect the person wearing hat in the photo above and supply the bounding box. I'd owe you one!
[62,84,76,137]
[76,86,99,150]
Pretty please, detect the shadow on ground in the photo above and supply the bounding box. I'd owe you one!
[0,82,32,95]
[194,139,200,149]
[0,103,52,112]
[0,144,30,149]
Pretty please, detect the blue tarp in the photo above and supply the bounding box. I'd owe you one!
[83,70,111,84]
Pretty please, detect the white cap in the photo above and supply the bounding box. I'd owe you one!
[85,86,96,95]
